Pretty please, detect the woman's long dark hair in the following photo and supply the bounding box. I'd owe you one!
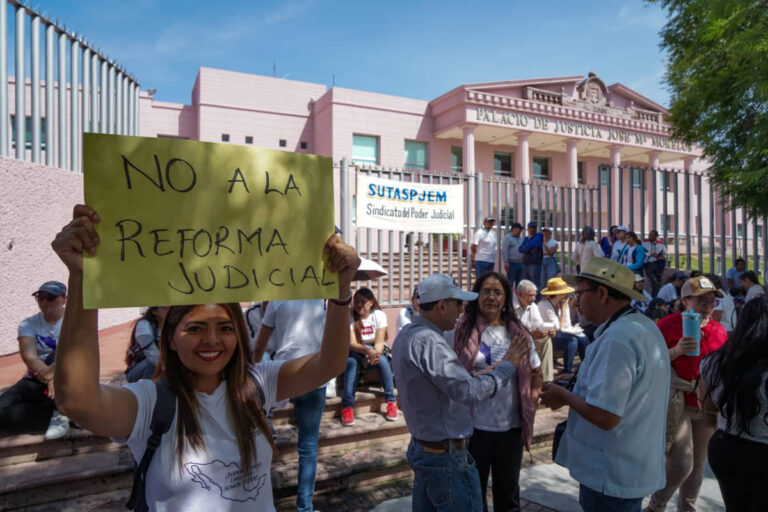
[156,303,274,478]
[464,271,522,329]
[352,287,385,342]
[705,296,768,436]
[124,307,160,367]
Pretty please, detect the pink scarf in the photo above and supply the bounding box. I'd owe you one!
[453,314,535,450]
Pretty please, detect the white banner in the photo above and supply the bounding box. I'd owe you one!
[356,174,464,234]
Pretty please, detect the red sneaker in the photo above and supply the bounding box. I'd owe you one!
[341,407,355,426]
[385,401,398,421]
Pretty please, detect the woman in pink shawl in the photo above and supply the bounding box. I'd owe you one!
[451,271,543,512]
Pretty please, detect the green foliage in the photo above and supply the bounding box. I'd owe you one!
[649,0,768,218]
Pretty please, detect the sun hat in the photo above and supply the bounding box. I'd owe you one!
[32,281,67,297]
[564,258,646,302]
[541,226,553,232]
[681,276,724,298]
[417,274,478,304]
[540,277,575,296]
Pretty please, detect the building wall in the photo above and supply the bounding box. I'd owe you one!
[0,158,139,356]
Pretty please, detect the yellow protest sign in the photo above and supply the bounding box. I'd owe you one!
[82,134,336,308]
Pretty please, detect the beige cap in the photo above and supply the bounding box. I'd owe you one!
[681,276,724,298]
[564,257,646,302]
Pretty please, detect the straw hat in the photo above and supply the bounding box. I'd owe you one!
[540,277,575,295]
[563,258,646,302]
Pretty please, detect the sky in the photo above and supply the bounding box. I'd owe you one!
[29,0,671,107]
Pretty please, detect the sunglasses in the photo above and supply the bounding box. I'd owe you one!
[34,292,58,302]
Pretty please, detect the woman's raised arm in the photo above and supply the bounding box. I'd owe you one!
[52,204,138,438]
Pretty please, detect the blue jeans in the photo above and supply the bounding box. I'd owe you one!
[541,257,560,288]
[579,484,642,511]
[342,352,396,408]
[290,386,326,512]
[124,359,156,383]
[407,438,483,512]
[506,261,524,287]
[475,260,494,278]
[552,332,590,373]
[524,263,541,289]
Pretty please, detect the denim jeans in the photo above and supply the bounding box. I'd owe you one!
[506,261,524,287]
[289,386,327,512]
[125,359,156,383]
[342,351,396,408]
[407,438,483,512]
[524,263,541,290]
[552,332,590,373]
[578,484,642,512]
[475,260,494,279]
[541,257,560,288]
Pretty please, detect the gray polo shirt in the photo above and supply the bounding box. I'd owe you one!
[391,315,516,441]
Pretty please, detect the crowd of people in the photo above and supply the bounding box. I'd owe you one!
[1,210,767,512]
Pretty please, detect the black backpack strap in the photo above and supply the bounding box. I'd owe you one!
[125,379,177,511]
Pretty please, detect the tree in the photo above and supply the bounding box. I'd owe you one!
[649,0,768,218]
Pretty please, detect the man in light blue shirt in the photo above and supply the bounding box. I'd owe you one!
[392,274,527,512]
[541,259,670,511]
[502,222,525,287]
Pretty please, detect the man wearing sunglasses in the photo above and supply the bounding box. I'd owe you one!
[647,276,727,512]
[0,281,70,440]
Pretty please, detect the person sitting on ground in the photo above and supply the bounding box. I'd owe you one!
[252,299,328,512]
[392,274,529,512]
[630,274,653,313]
[725,258,746,295]
[513,279,555,382]
[502,222,525,287]
[739,270,766,303]
[450,271,543,512]
[341,287,397,426]
[697,296,768,512]
[540,227,560,289]
[620,231,645,275]
[0,281,70,440]
[647,276,727,512]
[571,226,603,274]
[540,258,670,510]
[51,204,360,511]
[125,306,169,383]
[658,271,687,304]
[538,278,589,380]
[599,225,617,257]
[396,286,420,334]
[610,226,628,262]
[645,298,671,323]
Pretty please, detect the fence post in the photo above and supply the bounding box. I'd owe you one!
[0,0,8,157]
[14,5,25,160]
[340,158,352,244]
[475,172,484,228]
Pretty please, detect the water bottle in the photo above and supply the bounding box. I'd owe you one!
[682,308,701,356]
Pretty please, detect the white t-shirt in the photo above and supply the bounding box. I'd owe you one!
[17,312,62,377]
[715,293,737,332]
[543,239,558,259]
[657,283,679,303]
[350,309,388,346]
[472,228,498,262]
[572,241,603,269]
[261,299,325,361]
[611,240,627,262]
[512,294,546,336]
[396,305,417,334]
[115,361,283,512]
[538,299,581,334]
[470,326,540,432]
[745,284,766,303]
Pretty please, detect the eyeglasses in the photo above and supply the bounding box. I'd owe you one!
[34,293,57,302]
[479,289,504,298]
[573,287,599,299]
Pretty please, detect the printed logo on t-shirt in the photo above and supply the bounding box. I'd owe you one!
[360,325,375,337]
[184,460,267,502]
[36,335,57,350]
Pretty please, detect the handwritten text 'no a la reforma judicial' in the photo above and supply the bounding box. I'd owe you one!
[82,134,335,308]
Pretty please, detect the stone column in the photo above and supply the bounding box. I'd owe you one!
[566,139,579,186]
[462,124,476,175]
[610,145,622,222]
[516,131,531,223]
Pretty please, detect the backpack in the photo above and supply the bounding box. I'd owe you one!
[125,380,177,512]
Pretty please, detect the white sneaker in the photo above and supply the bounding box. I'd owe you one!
[44,411,70,440]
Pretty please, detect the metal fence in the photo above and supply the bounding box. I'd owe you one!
[338,159,767,306]
[0,0,139,171]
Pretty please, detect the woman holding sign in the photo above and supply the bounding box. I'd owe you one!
[51,205,360,512]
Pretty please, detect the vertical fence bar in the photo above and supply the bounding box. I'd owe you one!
[14,5,25,160]
[100,60,107,133]
[82,45,90,139]
[44,23,53,165]
[618,166,624,228]
[684,170,691,269]
[115,71,122,135]
[719,188,726,275]
[762,218,767,280]
[90,52,98,132]
[107,64,114,134]
[31,14,41,163]
[57,30,66,168]
[0,0,8,156]
[574,187,580,250]
[496,180,503,269]
[731,201,738,267]
[696,174,703,272]
[709,179,715,274]
[662,170,669,252]
[742,208,749,269]
[606,166,613,233]
[134,81,140,135]
[629,169,635,232]
[673,172,680,269]
[566,187,573,275]
[597,170,603,240]
[128,80,134,135]
[386,169,394,304]
[589,188,595,232]
[651,168,657,235]
[753,218,760,276]
[70,38,79,171]
[123,75,129,135]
